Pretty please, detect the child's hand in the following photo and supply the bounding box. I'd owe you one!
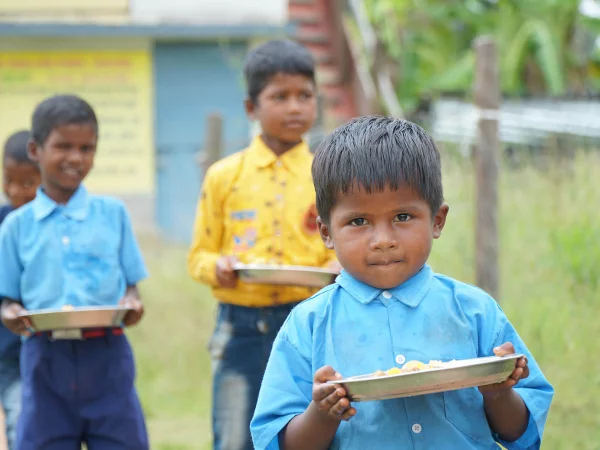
[1,301,33,336]
[479,342,529,396]
[216,256,238,288]
[120,296,144,327]
[312,365,356,422]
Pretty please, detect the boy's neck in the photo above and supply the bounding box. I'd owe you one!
[260,134,302,157]
[42,183,79,205]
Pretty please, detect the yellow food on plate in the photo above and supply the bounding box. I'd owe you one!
[61,305,75,311]
[372,360,446,377]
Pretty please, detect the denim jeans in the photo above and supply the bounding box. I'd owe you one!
[0,360,21,450]
[209,302,298,450]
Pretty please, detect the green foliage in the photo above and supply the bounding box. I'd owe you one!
[360,0,598,115]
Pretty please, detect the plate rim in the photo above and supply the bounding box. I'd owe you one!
[233,263,339,276]
[18,305,133,317]
[327,354,524,385]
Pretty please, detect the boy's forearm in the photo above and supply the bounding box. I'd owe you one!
[483,388,529,442]
[279,401,340,450]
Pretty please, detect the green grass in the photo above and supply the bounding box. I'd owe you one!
[132,152,600,449]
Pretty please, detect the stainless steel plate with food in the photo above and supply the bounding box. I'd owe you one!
[233,263,338,288]
[327,354,524,402]
[19,306,132,332]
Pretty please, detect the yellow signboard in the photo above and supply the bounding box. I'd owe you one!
[0,50,153,194]
[0,0,128,14]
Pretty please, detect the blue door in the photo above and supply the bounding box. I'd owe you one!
[154,41,249,242]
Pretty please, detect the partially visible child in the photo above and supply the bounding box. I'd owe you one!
[187,40,339,450]
[0,130,40,449]
[251,116,554,450]
[0,95,149,449]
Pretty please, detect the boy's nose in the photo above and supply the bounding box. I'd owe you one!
[287,97,302,113]
[66,150,84,163]
[370,226,398,251]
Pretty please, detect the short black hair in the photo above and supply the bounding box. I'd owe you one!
[32,94,98,146]
[312,116,444,224]
[244,39,315,104]
[3,130,35,166]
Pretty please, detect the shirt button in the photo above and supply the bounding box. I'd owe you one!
[412,423,422,434]
[382,291,392,299]
[275,194,283,201]
[275,160,282,167]
[395,354,406,365]
[62,236,70,246]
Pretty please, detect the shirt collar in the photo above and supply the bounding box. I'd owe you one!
[336,264,434,308]
[247,135,311,175]
[32,185,89,222]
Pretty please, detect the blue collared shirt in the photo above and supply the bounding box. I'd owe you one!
[251,265,554,450]
[0,186,148,310]
[0,204,20,361]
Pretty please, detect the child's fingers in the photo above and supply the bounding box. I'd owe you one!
[339,407,356,421]
[314,366,340,383]
[319,386,344,407]
[509,367,524,381]
[329,396,350,418]
[314,383,337,402]
[493,342,516,357]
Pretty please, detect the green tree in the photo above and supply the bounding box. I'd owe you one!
[361,0,596,114]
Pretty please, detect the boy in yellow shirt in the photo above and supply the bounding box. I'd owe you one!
[187,40,338,450]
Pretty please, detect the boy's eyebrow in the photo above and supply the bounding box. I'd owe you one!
[338,203,427,219]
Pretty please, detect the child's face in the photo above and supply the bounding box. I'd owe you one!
[29,124,97,198]
[246,72,317,147]
[318,184,449,289]
[2,157,41,208]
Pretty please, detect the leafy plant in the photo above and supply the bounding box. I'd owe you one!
[359,0,598,115]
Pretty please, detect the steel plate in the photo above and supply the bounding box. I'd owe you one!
[19,306,132,332]
[233,264,338,288]
[328,354,523,402]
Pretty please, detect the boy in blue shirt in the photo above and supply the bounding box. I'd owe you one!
[0,95,149,450]
[0,130,41,449]
[251,116,554,450]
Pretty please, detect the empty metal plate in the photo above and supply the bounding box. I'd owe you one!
[233,264,338,288]
[328,354,523,402]
[19,306,132,332]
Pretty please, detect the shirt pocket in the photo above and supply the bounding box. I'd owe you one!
[443,388,493,442]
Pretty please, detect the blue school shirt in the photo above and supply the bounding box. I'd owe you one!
[251,265,554,450]
[0,204,20,362]
[0,186,148,310]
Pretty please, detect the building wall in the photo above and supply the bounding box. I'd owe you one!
[130,0,287,25]
[0,38,154,196]
[0,0,287,25]
[0,37,156,230]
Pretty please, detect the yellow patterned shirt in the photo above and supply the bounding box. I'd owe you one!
[187,136,336,307]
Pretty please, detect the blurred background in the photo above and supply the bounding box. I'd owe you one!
[0,0,598,448]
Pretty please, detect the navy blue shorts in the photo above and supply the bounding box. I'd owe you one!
[17,330,148,450]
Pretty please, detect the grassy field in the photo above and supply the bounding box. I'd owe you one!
[130,152,600,449]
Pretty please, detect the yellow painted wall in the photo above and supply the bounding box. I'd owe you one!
[0,0,128,14]
[0,48,154,195]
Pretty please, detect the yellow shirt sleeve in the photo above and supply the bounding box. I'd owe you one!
[187,166,223,288]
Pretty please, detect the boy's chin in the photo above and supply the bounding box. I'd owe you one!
[349,268,416,290]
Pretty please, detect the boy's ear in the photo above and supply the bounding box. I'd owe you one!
[27,139,40,163]
[432,203,449,239]
[317,216,334,250]
[244,97,256,120]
